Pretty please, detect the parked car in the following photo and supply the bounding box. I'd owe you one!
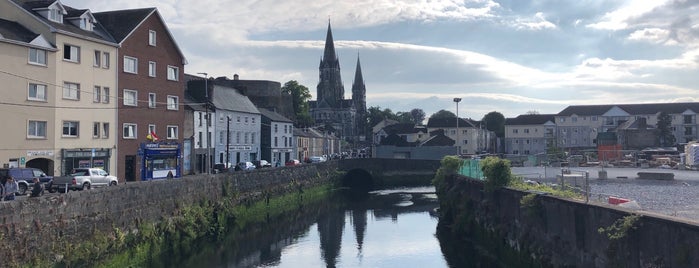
[309,156,327,163]
[0,167,54,195]
[213,163,232,173]
[285,159,301,166]
[253,160,272,168]
[50,168,118,192]
[236,162,256,171]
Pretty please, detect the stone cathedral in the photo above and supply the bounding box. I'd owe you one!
[309,22,367,144]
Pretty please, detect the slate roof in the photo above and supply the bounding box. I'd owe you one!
[557,102,699,116]
[421,132,455,146]
[211,86,259,115]
[259,108,292,123]
[382,123,426,135]
[505,114,556,125]
[93,8,154,43]
[12,0,117,44]
[380,134,414,147]
[426,117,475,128]
[0,18,38,43]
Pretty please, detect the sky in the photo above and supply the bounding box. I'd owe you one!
[64,0,699,120]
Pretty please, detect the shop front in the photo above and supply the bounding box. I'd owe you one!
[139,142,181,180]
[61,148,111,175]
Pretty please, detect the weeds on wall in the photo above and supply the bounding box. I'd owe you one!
[598,214,641,241]
[480,157,513,192]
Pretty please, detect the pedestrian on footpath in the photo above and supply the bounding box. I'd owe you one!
[30,177,44,197]
[4,176,18,201]
[0,177,5,202]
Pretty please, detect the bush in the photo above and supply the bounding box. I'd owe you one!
[432,155,462,189]
[481,156,513,192]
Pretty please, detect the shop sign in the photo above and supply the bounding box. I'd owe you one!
[27,150,54,157]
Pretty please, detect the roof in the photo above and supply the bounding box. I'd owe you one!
[557,102,699,116]
[426,117,475,128]
[211,86,259,115]
[505,114,556,125]
[379,134,415,147]
[258,108,292,123]
[421,132,455,146]
[0,18,38,43]
[93,8,153,43]
[382,123,427,135]
[12,0,117,44]
[94,8,186,61]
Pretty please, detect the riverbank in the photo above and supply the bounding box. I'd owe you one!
[0,162,340,267]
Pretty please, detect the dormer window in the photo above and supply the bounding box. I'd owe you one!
[48,8,63,23]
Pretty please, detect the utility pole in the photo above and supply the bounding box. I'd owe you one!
[454,98,462,156]
[198,72,210,174]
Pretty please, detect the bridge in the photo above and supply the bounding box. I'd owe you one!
[337,158,441,191]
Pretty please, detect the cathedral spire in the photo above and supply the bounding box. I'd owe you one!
[353,55,364,86]
[322,21,337,62]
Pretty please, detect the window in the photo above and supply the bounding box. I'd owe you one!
[244,132,249,144]
[237,116,241,123]
[591,116,597,121]
[63,44,80,62]
[167,66,179,81]
[148,124,156,136]
[252,133,256,144]
[102,123,109,138]
[93,50,101,67]
[93,122,100,138]
[123,89,137,106]
[48,8,63,23]
[274,124,278,133]
[560,118,566,122]
[198,113,203,126]
[219,131,224,144]
[62,121,79,137]
[524,129,529,134]
[93,86,101,103]
[63,82,80,100]
[513,129,518,134]
[684,115,693,124]
[685,127,693,135]
[274,137,278,147]
[284,125,287,133]
[252,117,255,124]
[149,30,156,46]
[148,61,156,77]
[244,117,248,123]
[27,120,47,138]
[167,96,179,110]
[236,132,240,144]
[124,56,137,74]
[148,93,156,108]
[123,124,136,139]
[102,87,110,103]
[102,52,110,68]
[28,83,47,101]
[29,48,47,65]
[572,117,578,122]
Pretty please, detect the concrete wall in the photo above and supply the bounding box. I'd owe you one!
[0,161,338,264]
[438,175,699,267]
[374,145,456,160]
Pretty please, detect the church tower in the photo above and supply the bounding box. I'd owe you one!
[317,22,344,108]
[351,56,367,138]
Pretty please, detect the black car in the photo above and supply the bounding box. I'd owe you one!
[0,167,54,195]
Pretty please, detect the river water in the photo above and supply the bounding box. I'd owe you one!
[159,186,497,268]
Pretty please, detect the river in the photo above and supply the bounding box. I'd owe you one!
[148,186,498,268]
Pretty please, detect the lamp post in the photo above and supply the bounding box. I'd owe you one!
[453,98,462,156]
[197,72,210,174]
[226,116,231,169]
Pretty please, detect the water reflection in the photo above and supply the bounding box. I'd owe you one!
[159,187,497,268]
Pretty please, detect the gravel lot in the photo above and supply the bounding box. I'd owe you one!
[513,166,699,222]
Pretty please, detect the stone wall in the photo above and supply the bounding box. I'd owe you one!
[438,175,699,267]
[0,162,338,264]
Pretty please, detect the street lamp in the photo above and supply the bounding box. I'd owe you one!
[197,72,210,174]
[453,98,462,156]
[226,116,231,169]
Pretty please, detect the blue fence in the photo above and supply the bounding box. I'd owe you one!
[458,159,484,180]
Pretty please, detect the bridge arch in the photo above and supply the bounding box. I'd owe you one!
[342,168,374,192]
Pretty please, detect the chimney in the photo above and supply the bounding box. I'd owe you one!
[638,117,647,129]
[233,74,239,80]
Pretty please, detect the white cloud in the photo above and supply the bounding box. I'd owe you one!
[514,12,557,30]
[628,28,673,45]
[587,0,671,30]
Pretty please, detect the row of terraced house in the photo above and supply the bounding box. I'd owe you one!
[0,0,340,181]
[372,103,699,160]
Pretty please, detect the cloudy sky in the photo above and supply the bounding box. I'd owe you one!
[65,0,699,120]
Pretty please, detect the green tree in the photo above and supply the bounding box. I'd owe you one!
[281,80,313,127]
[481,156,513,192]
[429,109,456,120]
[657,111,675,146]
[409,108,426,125]
[482,111,505,138]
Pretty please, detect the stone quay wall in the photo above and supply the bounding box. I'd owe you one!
[0,161,338,264]
[438,175,699,267]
